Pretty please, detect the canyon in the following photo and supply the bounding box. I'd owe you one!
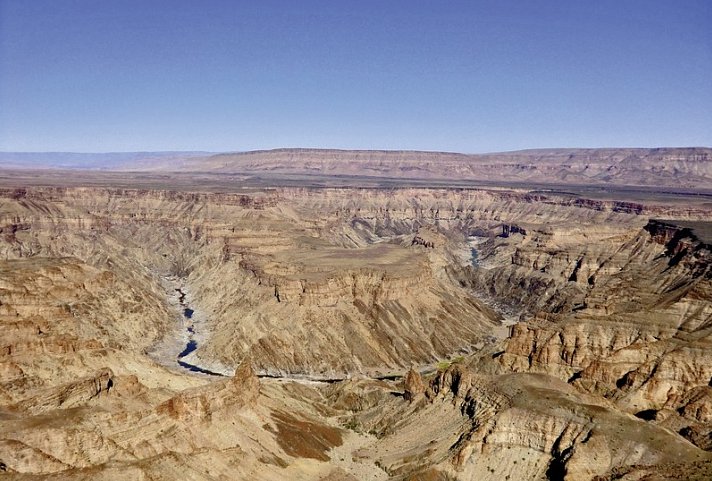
[1,149,712,480]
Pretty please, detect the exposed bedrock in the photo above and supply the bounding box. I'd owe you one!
[495,219,712,447]
[2,185,712,480]
[335,362,711,481]
[186,242,499,376]
[157,358,260,421]
[9,186,646,376]
[2,187,710,379]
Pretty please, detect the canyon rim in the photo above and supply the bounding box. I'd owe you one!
[1,148,712,480]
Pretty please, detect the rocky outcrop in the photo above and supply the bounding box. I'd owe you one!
[677,387,712,424]
[157,358,259,421]
[349,363,710,481]
[231,357,260,405]
[500,224,526,237]
[1,181,711,480]
[411,235,435,248]
[16,368,114,414]
[495,219,712,438]
[403,368,425,402]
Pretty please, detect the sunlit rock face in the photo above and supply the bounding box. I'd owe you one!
[498,220,712,409]
[1,182,711,480]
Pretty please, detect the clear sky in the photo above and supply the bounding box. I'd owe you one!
[0,0,710,153]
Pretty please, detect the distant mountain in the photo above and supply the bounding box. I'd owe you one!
[167,147,712,189]
[0,151,211,170]
[1,147,711,189]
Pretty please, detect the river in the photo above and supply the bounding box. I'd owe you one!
[174,288,224,376]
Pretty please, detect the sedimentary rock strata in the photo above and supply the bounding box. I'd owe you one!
[1,181,711,480]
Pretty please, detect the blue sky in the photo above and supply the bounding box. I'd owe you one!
[0,0,710,152]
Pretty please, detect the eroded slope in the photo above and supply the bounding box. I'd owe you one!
[1,184,711,480]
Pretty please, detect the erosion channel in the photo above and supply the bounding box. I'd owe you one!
[174,287,224,377]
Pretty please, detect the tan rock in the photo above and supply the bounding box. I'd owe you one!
[403,367,425,402]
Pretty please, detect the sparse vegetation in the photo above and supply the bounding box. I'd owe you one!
[437,355,465,370]
[343,417,361,432]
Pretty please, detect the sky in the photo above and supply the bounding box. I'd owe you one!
[0,0,710,153]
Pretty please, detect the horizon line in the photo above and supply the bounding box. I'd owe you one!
[1,145,711,156]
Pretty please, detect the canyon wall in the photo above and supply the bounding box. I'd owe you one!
[2,184,712,480]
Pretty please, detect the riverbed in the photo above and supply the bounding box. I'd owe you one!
[173,287,224,376]
[147,276,231,377]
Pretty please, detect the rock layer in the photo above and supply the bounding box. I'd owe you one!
[1,181,712,480]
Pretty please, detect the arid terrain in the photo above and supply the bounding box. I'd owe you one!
[3,147,712,190]
[1,148,712,480]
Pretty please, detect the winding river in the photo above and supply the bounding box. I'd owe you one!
[174,288,224,376]
[166,240,514,382]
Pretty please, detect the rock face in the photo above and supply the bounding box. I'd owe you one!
[3,186,528,376]
[403,368,425,402]
[485,218,712,463]
[16,368,115,414]
[157,359,259,420]
[335,362,711,481]
[232,357,260,404]
[1,178,711,480]
[500,220,711,369]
